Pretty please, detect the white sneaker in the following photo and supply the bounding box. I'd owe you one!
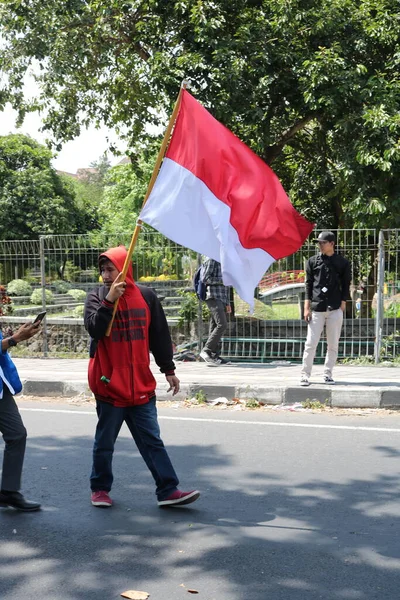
[200,349,222,366]
[300,376,310,387]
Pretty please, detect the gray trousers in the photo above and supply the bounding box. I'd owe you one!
[301,309,344,378]
[204,298,227,355]
[0,385,27,492]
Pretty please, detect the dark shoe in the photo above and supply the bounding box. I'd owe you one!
[323,376,335,385]
[213,354,231,365]
[200,349,222,366]
[0,491,41,512]
[158,489,200,507]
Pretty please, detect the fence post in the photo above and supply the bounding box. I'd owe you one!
[39,236,48,357]
[374,230,385,364]
[196,253,203,353]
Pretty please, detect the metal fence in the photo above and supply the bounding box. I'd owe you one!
[0,228,399,363]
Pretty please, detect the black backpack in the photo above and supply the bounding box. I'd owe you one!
[193,266,207,301]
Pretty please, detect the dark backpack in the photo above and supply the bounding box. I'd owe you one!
[193,266,207,301]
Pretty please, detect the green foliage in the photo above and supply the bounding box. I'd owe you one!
[72,304,85,318]
[0,134,88,239]
[384,302,400,319]
[52,280,72,293]
[63,260,81,282]
[30,288,54,305]
[7,279,32,296]
[381,330,400,358]
[97,160,151,235]
[245,399,261,409]
[193,390,207,404]
[178,291,210,325]
[62,153,111,232]
[0,1,399,228]
[340,356,374,365]
[302,399,328,410]
[67,289,87,302]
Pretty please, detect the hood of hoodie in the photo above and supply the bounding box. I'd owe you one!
[99,246,135,293]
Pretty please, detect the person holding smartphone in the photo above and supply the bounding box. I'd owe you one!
[0,320,42,511]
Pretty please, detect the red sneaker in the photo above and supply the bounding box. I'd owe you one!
[91,490,113,507]
[158,489,200,507]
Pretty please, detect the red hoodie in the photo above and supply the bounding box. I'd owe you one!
[84,246,175,407]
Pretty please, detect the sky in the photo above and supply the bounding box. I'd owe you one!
[0,102,126,173]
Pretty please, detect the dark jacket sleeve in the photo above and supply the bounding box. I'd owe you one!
[84,287,114,340]
[304,258,314,301]
[137,285,175,375]
[341,258,352,301]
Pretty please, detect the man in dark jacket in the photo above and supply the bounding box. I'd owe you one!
[0,321,42,511]
[84,246,199,508]
[300,231,351,386]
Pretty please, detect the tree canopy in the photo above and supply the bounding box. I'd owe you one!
[0,0,399,228]
[0,134,88,239]
[97,156,153,235]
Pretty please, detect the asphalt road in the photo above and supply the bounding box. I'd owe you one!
[1,402,400,600]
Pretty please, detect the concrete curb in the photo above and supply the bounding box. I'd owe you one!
[189,383,400,408]
[20,380,400,409]
[21,380,91,398]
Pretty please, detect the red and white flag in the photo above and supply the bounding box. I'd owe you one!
[140,90,314,308]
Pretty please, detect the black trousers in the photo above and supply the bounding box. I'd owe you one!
[204,298,228,355]
[0,385,27,492]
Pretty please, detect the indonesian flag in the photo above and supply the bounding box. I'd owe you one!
[140,90,314,308]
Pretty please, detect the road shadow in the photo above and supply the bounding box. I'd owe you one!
[1,431,400,599]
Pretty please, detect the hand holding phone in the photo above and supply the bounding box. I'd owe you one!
[33,311,47,324]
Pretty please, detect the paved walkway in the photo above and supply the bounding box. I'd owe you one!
[14,358,400,408]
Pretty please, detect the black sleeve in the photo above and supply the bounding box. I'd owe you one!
[341,259,352,301]
[84,287,114,340]
[137,285,176,374]
[304,258,313,301]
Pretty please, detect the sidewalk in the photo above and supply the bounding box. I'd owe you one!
[14,358,400,409]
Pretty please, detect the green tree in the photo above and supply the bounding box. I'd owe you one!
[0,134,88,239]
[62,153,112,232]
[0,0,399,227]
[97,156,152,234]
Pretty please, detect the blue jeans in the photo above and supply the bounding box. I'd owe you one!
[90,398,179,501]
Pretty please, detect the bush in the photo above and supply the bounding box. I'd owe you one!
[385,302,400,319]
[67,289,87,302]
[178,291,210,325]
[72,304,85,318]
[63,260,81,282]
[155,274,178,281]
[52,280,72,293]
[7,279,33,296]
[30,289,54,305]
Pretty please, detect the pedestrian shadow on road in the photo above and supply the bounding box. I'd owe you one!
[1,433,400,600]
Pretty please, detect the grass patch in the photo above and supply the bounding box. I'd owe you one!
[245,398,261,409]
[191,390,207,404]
[302,399,328,410]
[234,294,300,320]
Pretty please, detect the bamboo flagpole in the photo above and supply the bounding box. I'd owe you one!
[105,83,187,336]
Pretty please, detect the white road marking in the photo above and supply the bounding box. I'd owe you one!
[19,407,400,433]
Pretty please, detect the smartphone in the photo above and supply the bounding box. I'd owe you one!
[33,311,47,324]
